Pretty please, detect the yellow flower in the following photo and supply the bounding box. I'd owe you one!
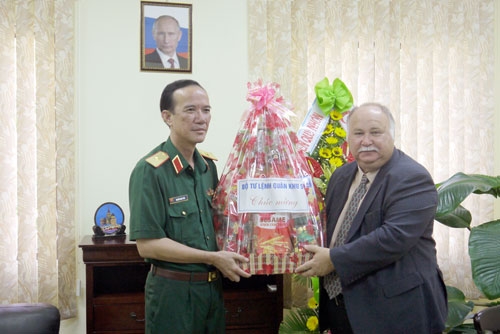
[330,110,343,121]
[306,315,319,331]
[307,101,350,197]
[307,297,318,309]
[323,124,334,134]
[330,156,344,167]
[319,147,332,158]
[325,136,338,145]
[332,146,343,156]
[334,127,346,138]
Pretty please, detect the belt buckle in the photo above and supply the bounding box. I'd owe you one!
[208,271,218,282]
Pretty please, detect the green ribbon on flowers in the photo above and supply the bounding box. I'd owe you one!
[314,77,353,115]
[311,276,320,305]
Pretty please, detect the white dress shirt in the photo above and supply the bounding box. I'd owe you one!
[156,48,180,69]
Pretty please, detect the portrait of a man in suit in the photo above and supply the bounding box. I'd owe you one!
[144,15,189,70]
[141,3,192,72]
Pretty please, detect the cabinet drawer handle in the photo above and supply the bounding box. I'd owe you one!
[130,312,145,322]
[267,284,277,293]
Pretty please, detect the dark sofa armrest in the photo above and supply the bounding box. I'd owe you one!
[0,303,60,334]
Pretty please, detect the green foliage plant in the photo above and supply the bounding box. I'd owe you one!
[435,173,500,333]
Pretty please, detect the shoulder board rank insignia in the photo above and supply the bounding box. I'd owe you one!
[146,151,169,168]
[198,149,217,161]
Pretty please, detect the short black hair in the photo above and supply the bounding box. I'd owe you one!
[159,79,204,112]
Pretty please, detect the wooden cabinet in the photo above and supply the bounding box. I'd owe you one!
[224,275,283,333]
[79,235,149,334]
[79,235,283,334]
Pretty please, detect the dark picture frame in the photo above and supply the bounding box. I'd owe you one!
[140,1,192,72]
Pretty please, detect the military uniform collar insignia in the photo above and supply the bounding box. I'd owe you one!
[172,155,184,174]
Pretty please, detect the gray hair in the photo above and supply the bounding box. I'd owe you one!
[347,102,395,139]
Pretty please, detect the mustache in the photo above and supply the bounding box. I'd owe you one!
[358,146,379,153]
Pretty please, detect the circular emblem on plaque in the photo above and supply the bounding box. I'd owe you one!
[93,202,125,236]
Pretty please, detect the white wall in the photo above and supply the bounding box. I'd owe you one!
[64,0,248,332]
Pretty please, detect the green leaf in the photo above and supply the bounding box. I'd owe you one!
[446,323,477,333]
[436,173,500,217]
[435,205,472,229]
[445,286,474,330]
[279,308,318,333]
[311,276,320,305]
[291,273,309,287]
[469,219,500,299]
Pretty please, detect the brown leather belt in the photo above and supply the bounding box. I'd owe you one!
[150,265,219,282]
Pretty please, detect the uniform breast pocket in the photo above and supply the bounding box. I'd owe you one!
[168,203,201,246]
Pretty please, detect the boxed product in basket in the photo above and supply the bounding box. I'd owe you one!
[212,80,324,275]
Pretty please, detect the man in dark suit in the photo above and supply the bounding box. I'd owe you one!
[296,103,447,333]
[144,15,188,70]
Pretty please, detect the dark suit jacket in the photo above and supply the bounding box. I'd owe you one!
[144,50,188,69]
[320,148,447,333]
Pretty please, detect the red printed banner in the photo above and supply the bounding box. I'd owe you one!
[296,100,329,154]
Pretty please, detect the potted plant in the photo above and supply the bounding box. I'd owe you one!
[435,173,500,333]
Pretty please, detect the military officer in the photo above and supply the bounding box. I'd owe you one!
[129,79,250,333]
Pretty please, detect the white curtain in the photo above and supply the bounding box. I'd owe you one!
[0,0,77,318]
[248,0,495,303]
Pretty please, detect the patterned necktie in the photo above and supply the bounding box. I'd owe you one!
[168,58,175,68]
[324,174,369,299]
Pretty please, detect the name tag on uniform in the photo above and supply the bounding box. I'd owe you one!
[169,195,188,204]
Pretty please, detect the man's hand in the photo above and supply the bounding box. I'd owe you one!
[295,244,335,277]
[211,251,251,282]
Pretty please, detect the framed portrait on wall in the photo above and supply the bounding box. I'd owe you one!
[140,1,192,72]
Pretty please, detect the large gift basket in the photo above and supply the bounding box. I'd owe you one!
[212,81,324,275]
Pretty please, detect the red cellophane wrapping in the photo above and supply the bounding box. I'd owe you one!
[212,81,324,275]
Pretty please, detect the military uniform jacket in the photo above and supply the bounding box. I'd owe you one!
[129,138,218,273]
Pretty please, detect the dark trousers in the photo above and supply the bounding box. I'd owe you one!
[321,293,354,334]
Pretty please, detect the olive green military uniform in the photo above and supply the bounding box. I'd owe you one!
[129,138,224,334]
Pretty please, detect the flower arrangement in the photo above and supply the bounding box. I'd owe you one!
[279,276,323,333]
[298,77,354,196]
[280,77,354,333]
[212,80,324,275]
